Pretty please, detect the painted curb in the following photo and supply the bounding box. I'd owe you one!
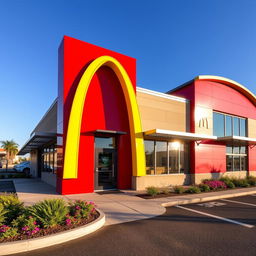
[161,189,256,207]
[0,210,105,256]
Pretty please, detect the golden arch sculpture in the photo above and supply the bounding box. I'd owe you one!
[63,56,146,179]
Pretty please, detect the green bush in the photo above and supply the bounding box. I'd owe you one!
[146,186,160,197]
[219,177,232,183]
[247,176,256,186]
[199,183,210,192]
[232,178,250,188]
[186,186,201,194]
[225,180,235,189]
[173,186,185,194]
[28,199,69,228]
[160,187,170,195]
[0,194,24,224]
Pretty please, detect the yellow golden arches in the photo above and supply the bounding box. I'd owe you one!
[63,56,146,179]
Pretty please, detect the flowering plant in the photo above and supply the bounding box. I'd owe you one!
[203,180,227,190]
[12,215,40,236]
[0,225,18,238]
[69,200,96,219]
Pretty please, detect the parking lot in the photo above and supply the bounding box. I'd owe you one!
[14,194,256,256]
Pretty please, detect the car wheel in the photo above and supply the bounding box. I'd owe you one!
[23,168,30,176]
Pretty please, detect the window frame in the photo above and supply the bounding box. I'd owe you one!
[144,140,189,175]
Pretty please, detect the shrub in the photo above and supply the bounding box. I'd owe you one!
[186,186,201,194]
[12,214,40,236]
[203,180,227,190]
[69,200,95,219]
[28,199,69,228]
[146,186,160,197]
[0,225,18,239]
[173,186,185,194]
[225,180,235,189]
[231,178,250,188]
[0,194,24,224]
[247,176,256,186]
[219,177,232,183]
[160,187,170,195]
[199,183,210,192]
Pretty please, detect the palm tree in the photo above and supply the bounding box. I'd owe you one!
[1,140,19,168]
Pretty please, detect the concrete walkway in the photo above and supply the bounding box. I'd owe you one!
[12,178,256,226]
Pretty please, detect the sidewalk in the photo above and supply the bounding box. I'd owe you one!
[13,179,256,226]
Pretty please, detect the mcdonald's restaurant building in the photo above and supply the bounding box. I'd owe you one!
[18,36,256,195]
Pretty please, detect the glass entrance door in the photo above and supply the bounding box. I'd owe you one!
[94,137,117,190]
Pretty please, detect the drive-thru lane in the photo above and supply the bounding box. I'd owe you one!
[14,195,256,256]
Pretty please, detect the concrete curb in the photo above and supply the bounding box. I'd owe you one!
[161,189,256,207]
[0,210,105,256]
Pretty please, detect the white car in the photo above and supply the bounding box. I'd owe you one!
[13,161,30,175]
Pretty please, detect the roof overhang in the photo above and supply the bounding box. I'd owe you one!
[18,132,56,155]
[217,136,256,146]
[144,129,217,141]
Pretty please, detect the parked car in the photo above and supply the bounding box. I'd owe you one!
[13,161,30,175]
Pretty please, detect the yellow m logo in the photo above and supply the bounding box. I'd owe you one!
[63,56,146,179]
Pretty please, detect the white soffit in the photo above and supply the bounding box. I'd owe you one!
[144,129,217,141]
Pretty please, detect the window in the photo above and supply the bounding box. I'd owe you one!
[144,140,189,175]
[226,146,247,172]
[41,145,57,173]
[145,141,155,175]
[213,112,247,137]
[213,112,224,137]
[155,141,168,174]
[225,115,232,136]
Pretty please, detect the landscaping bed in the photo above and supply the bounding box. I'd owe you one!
[0,194,99,243]
[137,176,256,199]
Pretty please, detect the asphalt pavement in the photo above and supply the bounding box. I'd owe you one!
[13,194,256,256]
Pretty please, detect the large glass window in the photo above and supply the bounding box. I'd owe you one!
[226,146,247,172]
[145,140,189,175]
[213,112,247,137]
[41,144,57,173]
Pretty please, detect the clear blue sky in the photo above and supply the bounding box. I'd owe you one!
[0,0,256,149]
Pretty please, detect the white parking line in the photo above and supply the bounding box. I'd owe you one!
[221,199,256,207]
[176,205,254,228]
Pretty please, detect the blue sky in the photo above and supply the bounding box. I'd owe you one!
[0,0,256,149]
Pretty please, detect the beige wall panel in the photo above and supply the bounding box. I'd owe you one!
[249,171,256,177]
[132,174,191,190]
[194,105,213,135]
[137,91,189,132]
[248,119,256,138]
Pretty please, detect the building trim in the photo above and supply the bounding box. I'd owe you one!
[137,87,188,103]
